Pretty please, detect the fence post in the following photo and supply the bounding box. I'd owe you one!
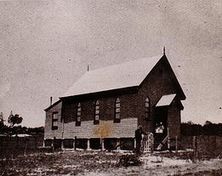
[24,138,27,156]
[193,136,198,160]
[74,136,77,150]
[61,118,64,150]
[176,136,178,153]
[167,127,170,150]
[61,139,64,150]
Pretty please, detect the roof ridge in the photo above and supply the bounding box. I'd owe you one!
[62,55,163,98]
[86,54,163,73]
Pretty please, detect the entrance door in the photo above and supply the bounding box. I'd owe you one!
[154,107,168,149]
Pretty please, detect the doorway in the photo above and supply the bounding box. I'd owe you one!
[154,107,168,149]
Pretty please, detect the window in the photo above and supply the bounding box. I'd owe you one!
[114,98,120,123]
[52,112,58,130]
[94,100,100,124]
[145,97,150,120]
[76,103,81,126]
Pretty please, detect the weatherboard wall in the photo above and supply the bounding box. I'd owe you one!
[45,94,139,139]
[63,118,137,139]
[45,115,137,139]
[44,101,63,139]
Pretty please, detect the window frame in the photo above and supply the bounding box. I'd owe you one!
[114,97,121,123]
[145,97,150,120]
[51,112,58,130]
[76,103,81,126]
[94,100,100,125]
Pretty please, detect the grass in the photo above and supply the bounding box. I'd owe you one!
[1,150,222,176]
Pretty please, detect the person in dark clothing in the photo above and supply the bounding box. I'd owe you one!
[135,125,147,155]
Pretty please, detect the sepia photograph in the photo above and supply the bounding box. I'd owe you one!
[0,0,222,175]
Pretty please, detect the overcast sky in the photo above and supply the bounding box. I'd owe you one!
[0,0,221,127]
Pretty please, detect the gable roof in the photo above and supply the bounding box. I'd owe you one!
[62,55,163,98]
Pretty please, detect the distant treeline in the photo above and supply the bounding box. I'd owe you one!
[2,121,222,136]
[181,121,222,136]
[0,124,44,136]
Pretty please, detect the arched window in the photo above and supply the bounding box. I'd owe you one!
[94,100,100,124]
[145,97,150,120]
[76,103,81,126]
[114,98,120,123]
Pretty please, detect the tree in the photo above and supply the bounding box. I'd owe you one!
[0,115,4,132]
[8,111,23,127]
[204,120,212,126]
[187,121,194,125]
[0,112,3,126]
[181,122,202,136]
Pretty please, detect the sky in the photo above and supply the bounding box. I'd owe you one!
[0,0,221,127]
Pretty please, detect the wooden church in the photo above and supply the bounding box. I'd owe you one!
[44,52,186,150]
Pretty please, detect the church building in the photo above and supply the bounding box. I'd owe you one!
[44,53,186,150]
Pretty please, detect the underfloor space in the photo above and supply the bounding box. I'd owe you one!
[44,138,135,151]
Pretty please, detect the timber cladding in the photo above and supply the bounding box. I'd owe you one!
[63,118,137,139]
[44,101,63,139]
[44,98,138,139]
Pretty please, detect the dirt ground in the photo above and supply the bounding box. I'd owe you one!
[1,150,222,176]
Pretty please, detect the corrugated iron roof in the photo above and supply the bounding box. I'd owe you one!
[156,94,176,107]
[62,55,163,97]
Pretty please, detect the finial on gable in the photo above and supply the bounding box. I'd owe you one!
[163,46,166,55]
[87,65,90,72]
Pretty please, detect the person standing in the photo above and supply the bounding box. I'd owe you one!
[135,126,147,155]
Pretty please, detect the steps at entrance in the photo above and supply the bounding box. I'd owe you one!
[156,135,168,150]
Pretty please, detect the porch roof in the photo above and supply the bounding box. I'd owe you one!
[156,94,176,107]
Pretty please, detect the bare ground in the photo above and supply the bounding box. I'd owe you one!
[1,151,222,176]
